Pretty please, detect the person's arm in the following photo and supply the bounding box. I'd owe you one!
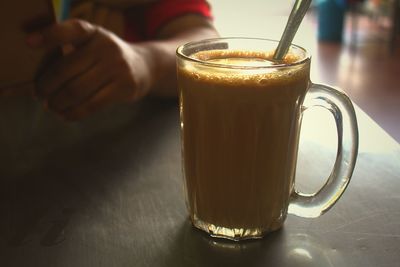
[135,14,219,97]
[26,15,218,121]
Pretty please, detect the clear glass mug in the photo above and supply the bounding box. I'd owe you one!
[176,38,358,241]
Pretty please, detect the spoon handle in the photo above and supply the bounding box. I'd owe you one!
[273,0,312,61]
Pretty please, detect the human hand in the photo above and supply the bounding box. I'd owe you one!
[26,19,151,121]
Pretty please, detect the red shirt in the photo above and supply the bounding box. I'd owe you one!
[124,0,212,42]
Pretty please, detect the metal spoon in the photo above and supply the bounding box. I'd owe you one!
[273,0,312,61]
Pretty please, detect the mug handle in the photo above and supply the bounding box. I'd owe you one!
[288,83,359,218]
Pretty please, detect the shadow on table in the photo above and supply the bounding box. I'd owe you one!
[163,220,339,267]
[0,98,178,247]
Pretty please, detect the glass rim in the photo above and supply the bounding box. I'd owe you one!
[176,37,311,70]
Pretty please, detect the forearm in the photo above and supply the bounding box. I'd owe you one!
[134,26,219,98]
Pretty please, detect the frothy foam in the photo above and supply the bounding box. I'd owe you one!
[179,50,308,88]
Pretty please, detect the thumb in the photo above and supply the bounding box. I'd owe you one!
[26,19,97,48]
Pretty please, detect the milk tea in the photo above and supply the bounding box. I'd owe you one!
[177,49,310,237]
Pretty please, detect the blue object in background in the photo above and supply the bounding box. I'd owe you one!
[317,0,346,42]
[53,0,71,21]
[60,0,71,21]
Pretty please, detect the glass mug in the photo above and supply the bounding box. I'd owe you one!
[176,38,358,241]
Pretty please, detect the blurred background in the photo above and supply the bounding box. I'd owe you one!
[208,0,400,143]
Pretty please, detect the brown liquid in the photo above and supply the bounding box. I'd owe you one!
[178,50,310,233]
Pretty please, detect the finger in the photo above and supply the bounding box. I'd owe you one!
[26,19,97,48]
[36,44,97,97]
[60,81,130,121]
[47,64,112,112]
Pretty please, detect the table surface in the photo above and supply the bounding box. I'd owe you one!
[1,98,399,267]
